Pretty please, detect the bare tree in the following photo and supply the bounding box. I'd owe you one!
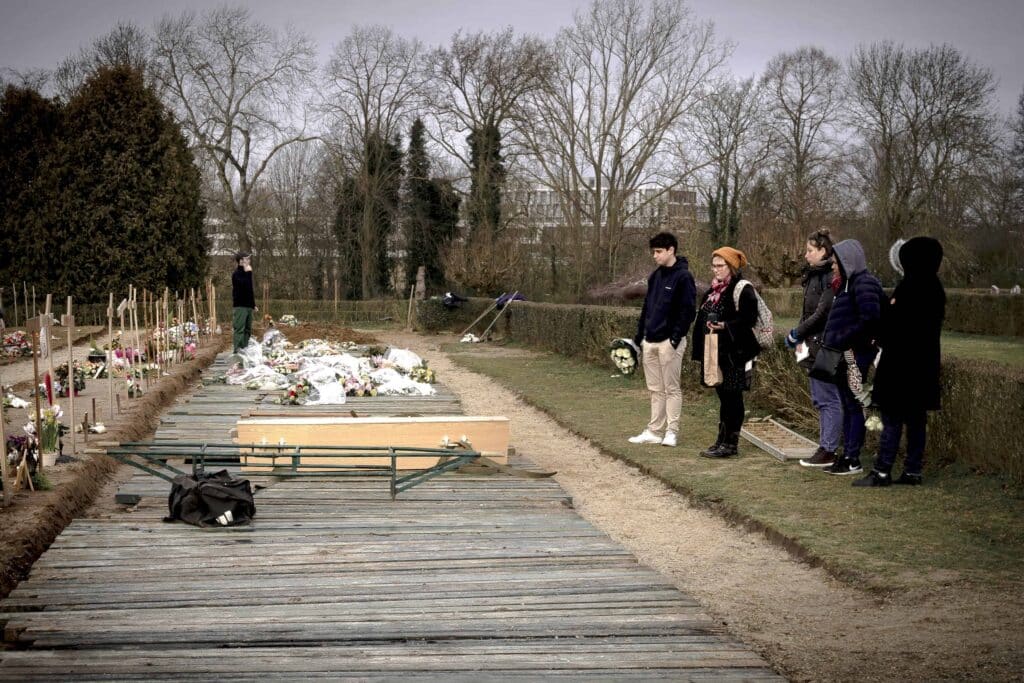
[692,76,773,247]
[760,46,844,234]
[54,22,154,100]
[152,5,317,252]
[516,0,726,295]
[322,25,423,297]
[848,42,996,243]
[425,29,553,292]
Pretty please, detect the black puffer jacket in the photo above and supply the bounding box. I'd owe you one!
[794,260,834,370]
[871,237,946,415]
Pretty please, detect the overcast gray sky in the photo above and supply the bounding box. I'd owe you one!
[1,0,1021,117]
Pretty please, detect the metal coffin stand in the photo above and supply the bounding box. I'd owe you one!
[102,440,482,502]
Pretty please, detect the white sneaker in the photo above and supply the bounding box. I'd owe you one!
[628,430,662,444]
[661,431,677,447]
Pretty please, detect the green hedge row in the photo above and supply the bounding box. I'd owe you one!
[762,288,1024,337]
[418,296,1024,485]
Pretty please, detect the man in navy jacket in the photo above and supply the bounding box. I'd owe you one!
[629,232,697,447]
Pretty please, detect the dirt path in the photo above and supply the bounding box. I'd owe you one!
[380,331,1024,683]
[1,328,113,388]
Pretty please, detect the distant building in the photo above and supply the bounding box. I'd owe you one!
[505,180,699,241]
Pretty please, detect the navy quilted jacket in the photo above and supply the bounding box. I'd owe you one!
[822,240,883,354]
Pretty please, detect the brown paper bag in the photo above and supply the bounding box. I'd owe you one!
[703,333,723,386]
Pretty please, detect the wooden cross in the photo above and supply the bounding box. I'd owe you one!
[63,296,76,456]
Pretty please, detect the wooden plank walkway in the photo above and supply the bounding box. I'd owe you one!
[0,354,782,681]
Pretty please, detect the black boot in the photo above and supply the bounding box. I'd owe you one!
[703,431,739,458]
[700,422,726,457]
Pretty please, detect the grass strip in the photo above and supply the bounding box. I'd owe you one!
[447,343,1024,594]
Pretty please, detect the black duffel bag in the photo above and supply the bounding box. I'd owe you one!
[165,469,256,527]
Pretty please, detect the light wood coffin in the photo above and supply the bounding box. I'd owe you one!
[236,416,509,471]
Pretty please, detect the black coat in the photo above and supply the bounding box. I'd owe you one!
[691,277,760,369]
[871,237,946,415]
[794,260,834,370]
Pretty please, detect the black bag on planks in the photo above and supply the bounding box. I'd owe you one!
[164,469,256,527]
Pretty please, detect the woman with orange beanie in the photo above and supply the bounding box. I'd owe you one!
[690,247,761,457]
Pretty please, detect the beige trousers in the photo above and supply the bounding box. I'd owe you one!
[641,338,686,436]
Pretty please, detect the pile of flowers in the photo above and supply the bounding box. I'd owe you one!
[279,314,299,327]
[609,339,639,375]
[225,332,437,405]
[2,331,32,358]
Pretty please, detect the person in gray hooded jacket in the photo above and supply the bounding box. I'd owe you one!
[819,239,884,476]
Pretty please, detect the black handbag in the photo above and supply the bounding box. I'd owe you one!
[809,345,843,382]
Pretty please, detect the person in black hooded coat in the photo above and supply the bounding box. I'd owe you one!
[855,236,945,487]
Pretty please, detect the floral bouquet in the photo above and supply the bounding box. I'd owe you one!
[54,362,88,397]
[409,363,435,384]
[279,314,299,327]
[277,378,311,405]
[38,404,66,453]
[344,374,377,397]
[609,339,640,375]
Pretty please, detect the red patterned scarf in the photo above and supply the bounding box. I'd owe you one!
[706,275,732,306]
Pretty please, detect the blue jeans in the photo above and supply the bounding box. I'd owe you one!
[809,378,842,452]
[874,410,927,475]
[837,351,873,463]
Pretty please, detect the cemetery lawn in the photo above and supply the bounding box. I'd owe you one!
[446,342,1024,594]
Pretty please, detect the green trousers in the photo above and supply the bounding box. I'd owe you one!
[233,307,254,352]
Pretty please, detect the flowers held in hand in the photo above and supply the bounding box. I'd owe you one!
[865,414,883,432]
[609,339,640,375]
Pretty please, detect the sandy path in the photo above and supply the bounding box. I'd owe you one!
[380,331,1024,683]
[1,330,114,388]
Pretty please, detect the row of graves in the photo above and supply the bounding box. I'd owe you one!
[1,286,220,503]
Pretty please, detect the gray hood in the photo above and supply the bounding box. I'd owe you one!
[833,239,867,280]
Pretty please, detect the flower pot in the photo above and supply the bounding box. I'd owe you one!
[41,451,58,468]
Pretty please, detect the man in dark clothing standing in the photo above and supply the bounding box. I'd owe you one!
[628,232,697,447]
[231,251,257,353]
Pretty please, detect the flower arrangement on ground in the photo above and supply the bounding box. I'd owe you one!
[2,331,32,358]
[54,362,88,397]
[279,314,299,327]
[277,378,311,405]
[409,363,435,384]
[36,405,66,453]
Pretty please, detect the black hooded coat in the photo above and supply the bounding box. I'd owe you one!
[871,237,946,414]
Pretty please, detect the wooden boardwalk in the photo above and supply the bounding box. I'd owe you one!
[0,355,782,681]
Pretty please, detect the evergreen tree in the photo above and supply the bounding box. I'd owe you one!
[403,118,460,293]
[39,66,207,301]
[0,85,62,290]
[466,123,505,240]
[333,133,403,298]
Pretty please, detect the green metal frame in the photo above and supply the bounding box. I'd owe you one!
[104,441,481,500]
